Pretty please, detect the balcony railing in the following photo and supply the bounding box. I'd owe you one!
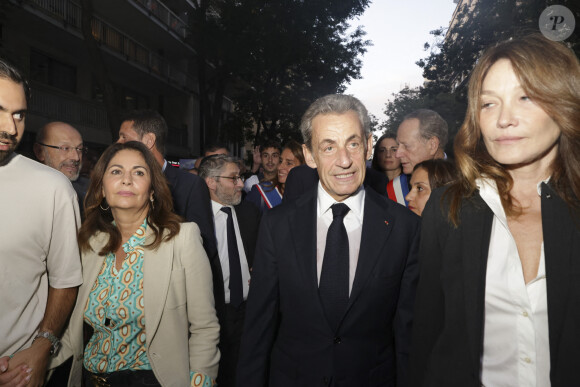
[24,0,195,90]
[29,85,109,130]
[132,0,189,39]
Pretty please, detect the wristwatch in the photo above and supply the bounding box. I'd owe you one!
[33,331,61,356]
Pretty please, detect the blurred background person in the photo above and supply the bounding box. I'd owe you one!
[34,121,89,213]
[395,108,448,175]
[405,159,456,217]
[199,154,261,387]
[275,140,304,196]
[409,34,580,387]
[372,131,409,206]
[245,140,304,211]
[371,131,402,182]
[243,140,281,193]
[53,141,219,387]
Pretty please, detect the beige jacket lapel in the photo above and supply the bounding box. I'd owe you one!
[142,228,173,348]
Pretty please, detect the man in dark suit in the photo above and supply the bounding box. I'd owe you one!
[237,94,421,387]
[199,155,261,387]
[116,110,221,309]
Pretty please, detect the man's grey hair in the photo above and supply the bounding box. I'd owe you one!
[402,109,448,149]
[300,94,371,151]
[198,154,239,180]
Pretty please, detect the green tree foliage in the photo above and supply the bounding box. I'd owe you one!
[382,0,579,152]
[419,0,579,96]
[189,0,371,146]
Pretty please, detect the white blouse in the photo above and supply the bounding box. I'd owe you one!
[478,178,550,387]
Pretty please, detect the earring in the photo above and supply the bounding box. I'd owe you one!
[99,201,109,211]
[150,195,155,210]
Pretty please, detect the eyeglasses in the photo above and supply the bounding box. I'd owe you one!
[37,142,87,154]
[214,175,245,184]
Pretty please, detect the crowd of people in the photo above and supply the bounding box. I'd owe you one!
[1,33,579,387]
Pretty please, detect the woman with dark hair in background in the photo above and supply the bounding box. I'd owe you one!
[405,159,456,216]
[371,131,402,182]
[373,131,410,206]
[246,140,304,211]
[53,141,220,387]
[409,34,580,386]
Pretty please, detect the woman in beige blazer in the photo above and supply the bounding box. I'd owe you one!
[54,141,219,387]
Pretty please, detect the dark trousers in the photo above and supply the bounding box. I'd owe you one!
[217,302,246,387]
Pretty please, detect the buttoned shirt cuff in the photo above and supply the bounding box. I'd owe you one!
[189,371,216,387]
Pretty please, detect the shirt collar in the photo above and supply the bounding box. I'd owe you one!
[211,200,233,216]
[122,218,148,253]
[476,176,551,198]
[317,182,365,223]
[162,159,168,172]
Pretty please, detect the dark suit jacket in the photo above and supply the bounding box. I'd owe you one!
[408,184,580,387]
[217,201,261,387]
[163,164,224,313]
[237,187,421,387]
[283,164,388,204]
[233,201,261,269]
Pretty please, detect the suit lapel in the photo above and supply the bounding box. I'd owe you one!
[143,228,173,346]
[347,190,393,311]
[542,183,574,357]
[235,205,254,267]
[288,189,320,305]
[460,194,493,371]
[83,233,110,302]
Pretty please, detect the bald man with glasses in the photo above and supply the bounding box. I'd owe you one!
[34,122,89,214]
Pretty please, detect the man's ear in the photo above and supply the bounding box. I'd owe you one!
[428,136,440,156]
[33,143,45,162]
[365,134,373,160]
[302,144,317,169]
[142,133,156,150]
[205,177,217,191]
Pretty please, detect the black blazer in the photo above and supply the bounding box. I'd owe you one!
[163,164,215,250]
[237,187,421,387]
[233,201,261,270]
[408,184,580,387]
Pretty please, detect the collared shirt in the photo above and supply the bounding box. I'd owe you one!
[212,200,251,303]
[162,159,167,172]
[84,220,150,373]
[316,183,365,294]
[478,178,550,387]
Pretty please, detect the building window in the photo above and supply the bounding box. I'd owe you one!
[30,51,76,93]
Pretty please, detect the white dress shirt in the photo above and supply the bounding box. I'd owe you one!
[211,200,251,303]
[478,178,550,387]
[316,183,365,294]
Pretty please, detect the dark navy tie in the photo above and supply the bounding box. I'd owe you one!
[221,207,243,307]
[319,203,350,331]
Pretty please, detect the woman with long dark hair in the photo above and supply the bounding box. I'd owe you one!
[54,141,220,387]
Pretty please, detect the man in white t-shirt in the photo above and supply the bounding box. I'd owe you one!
[0,58,82,386]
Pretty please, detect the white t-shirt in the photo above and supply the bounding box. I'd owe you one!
[0,154,83,356]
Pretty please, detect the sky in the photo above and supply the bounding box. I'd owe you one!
[344,0,459,122]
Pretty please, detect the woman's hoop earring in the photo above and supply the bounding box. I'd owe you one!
[99,201,109,211]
